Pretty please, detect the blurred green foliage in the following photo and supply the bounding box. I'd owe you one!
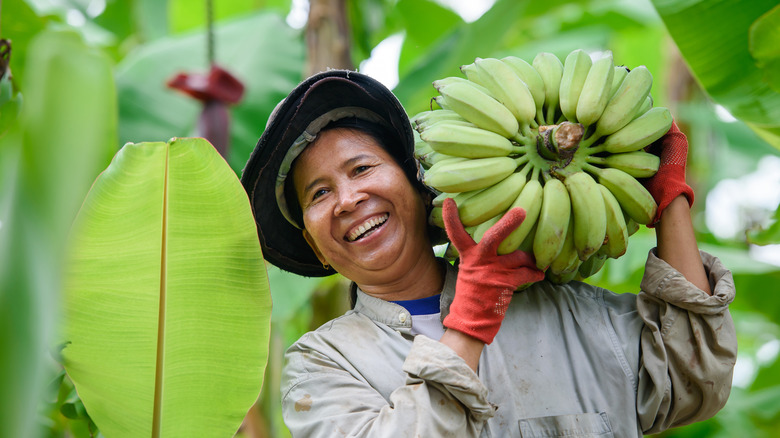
[2,0,779,437]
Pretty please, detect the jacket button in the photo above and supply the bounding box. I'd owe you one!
[399,313,408,323]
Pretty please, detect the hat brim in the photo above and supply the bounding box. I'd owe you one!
[241,70,417,277]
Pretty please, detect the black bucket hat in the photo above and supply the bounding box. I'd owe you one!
[241,69,424,277]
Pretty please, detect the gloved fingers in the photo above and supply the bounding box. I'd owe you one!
[480,207,527,252]
[442,198,476,252]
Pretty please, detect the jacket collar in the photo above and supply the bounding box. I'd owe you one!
[351,259,458,329]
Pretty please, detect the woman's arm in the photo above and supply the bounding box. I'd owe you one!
[439,329,484,371]
[655,195,711,295]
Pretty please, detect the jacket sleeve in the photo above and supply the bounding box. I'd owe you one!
[634,249,737,434]
[281,334,494,437]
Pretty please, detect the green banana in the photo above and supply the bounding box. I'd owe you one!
[502,56,546,123]
[470,213,503,243]
[432,95,451,111]
[518,220,538,253]
[610,66,630,98]
[598,184,629,258]
[578,253,607,279]
[423,154,469,173]
[414,139,434,159]
[431,189,483,208]
[533,177,572,270]
[547,263,581,284]
[420,151,466,169]
[633,95,653,120]
[413,109,472,131]
[434,80,519,138]
[532,52,564,124]
[596,107,672,154]
[429,206,445,228]
[589,65,653,140]
[626,216,640,236]
[559,49,593,123]
[575,55,615,128]
[432,76,492,97]
[460,62,488,87]
[497,168,544,255]
[423,155,520,193]
[417,118,478,132]
[548,219,580,277]
[586,150,660,178]
[458,169,530,226]
[584,164,657,225]
[420,123,524,158]
[475,57,537,131]
[564,171,607,261]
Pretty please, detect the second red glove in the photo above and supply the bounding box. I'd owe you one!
[642,121,694,226]
[441,198,545,344]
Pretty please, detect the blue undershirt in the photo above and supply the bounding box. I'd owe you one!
[391,293,441,315]
[391,294,445,340]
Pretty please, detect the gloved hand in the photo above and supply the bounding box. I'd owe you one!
[441,198,545,344]
[642,121,694,226]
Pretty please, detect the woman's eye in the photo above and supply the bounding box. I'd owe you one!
[354,165,372,174]
[311,188,327,201]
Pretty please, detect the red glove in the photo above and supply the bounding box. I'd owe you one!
[642,121,694,226]
[441,198,545,344]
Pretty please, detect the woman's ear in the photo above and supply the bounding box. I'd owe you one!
[302,229,328,267]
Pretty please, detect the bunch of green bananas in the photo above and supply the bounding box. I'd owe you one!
[413,50,673,284]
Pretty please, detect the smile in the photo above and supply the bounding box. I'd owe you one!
[346,213,389,242]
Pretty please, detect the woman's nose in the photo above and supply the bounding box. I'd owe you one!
[333,186,368,216]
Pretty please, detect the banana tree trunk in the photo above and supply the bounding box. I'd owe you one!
[306,0,353,75]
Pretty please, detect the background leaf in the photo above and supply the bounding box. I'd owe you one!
[650,0,780,150]
[62,138,271,437]
[115,11,305,173]
[0,28,117,438]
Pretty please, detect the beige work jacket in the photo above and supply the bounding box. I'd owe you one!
[281,250,737,437]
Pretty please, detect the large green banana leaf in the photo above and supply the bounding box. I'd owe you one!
[650,0,780,150]
[62,137,271,437]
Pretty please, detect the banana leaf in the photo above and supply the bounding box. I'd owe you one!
[650,0,780,150]
[0,28,117,438]
[62,137,272,437]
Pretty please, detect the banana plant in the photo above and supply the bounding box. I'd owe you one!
[650,0,780,246]
[0,28,117,438]
[650,0,780,151]
[62,136,272,437]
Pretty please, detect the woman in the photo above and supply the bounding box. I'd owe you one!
[241,70,736,437]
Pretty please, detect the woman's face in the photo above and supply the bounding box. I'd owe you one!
[292,127,431,285]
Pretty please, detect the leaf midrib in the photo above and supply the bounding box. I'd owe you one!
[152,144,169,438]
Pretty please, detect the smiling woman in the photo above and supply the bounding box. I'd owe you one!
[240,70,738,437]
[291,125,437,298]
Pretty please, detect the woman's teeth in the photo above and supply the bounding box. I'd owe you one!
[347,214,389,242]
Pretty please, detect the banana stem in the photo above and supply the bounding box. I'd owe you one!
[518,160,534,178]
[579,132,599,149]
[511,145,527,155]
[531,165,541,183]
[545,106,556,125]
[581,162,603,176]
[587,144,606,154]
[585,155,606,165]
[514,155,530,167]
[519,123,533,139]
